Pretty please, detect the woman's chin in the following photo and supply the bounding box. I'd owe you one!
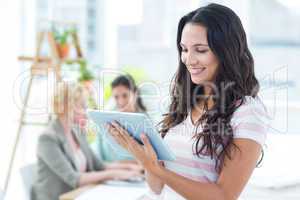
[119,108,128,112]
[191,77,205,85]
[119,106,134,113]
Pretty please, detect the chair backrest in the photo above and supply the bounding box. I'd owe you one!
[20,164,36,200]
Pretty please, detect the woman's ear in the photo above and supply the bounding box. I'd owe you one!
[132,91,137,101]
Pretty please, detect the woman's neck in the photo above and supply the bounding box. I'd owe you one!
[204,85,211,96]
[191,92,214,124]
[58,114,80,149]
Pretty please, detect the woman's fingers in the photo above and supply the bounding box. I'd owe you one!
[140,133,150,146]
[106,123,128,148]
[110,121,132,143]
[128,163,144,172]
[110,121,140,148]
[107,121,142,156]
[106,122,156,165]
[140,133,156,156]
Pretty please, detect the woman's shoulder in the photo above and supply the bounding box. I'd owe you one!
[38,119,64,144]
[167,115,191,135]
[232,96,270,121]
[231,95,270,146]
[37,133,60,152]
[38,131,57,143]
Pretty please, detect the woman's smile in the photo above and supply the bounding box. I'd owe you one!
[188,67,206,76]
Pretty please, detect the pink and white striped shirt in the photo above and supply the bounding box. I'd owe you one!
[159,96,269,200]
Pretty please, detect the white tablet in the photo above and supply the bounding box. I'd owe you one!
[88,110,176,161]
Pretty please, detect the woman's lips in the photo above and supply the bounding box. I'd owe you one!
[189,67,206,75]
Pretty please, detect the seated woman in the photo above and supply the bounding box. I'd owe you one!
[32,83,142,200]
[93,74,147,163]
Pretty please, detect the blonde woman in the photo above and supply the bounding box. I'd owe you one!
[32,83,142,200]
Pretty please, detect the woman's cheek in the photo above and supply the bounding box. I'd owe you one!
[181,53,187,64]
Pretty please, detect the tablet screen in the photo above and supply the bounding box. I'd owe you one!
[88,110,176,161]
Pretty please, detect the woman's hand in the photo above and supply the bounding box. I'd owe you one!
[106,161,144,173]
[106,121,161,172]
[125,163,144,172]
[110,169,143,181]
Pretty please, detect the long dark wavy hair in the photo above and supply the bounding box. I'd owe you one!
[111,74,147,113]
[160,3,261,171]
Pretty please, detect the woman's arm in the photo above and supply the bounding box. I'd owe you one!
[105,161,164,194]
[78,169,142,186]
[37,134,82,189]
[107,122,262,200]
[38,134,142,188]
[78,171,114,186]
[105,161,144,172]
[115,160,139,164]
[148,139,262,200]
[145,169,164,194]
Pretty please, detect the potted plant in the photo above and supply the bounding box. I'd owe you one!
[53,27,75,59]
[77,59,98,109]
[77,59,94,84]
[77,59,95,97]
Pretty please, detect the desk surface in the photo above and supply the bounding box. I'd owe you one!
[59,182,149,200]
[59,185,96,200]
[59,183,300,200]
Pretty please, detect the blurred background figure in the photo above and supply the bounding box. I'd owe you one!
[32,83,142,200]
[91,74,147,164]
[111,74,147,113]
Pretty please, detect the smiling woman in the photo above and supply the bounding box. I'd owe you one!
[106,3,270,200]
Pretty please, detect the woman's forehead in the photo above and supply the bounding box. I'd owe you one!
[181,23,208,46]
[112,85,130,93]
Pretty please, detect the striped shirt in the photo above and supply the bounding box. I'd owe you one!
[159,96,269,200]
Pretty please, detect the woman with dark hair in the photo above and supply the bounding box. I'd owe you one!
[106,3,269,200]
[111,74,147,113]
[94,74,147,162]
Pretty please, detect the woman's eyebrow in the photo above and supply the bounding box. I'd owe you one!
[194,43,208,47]
[180,42,209,47]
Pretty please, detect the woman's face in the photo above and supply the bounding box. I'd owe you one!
[180,23,219,85]
[73,96,88,128]
[112,85,136,112]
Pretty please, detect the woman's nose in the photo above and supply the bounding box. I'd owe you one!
[117,99,127,107]
[185,52,198,66]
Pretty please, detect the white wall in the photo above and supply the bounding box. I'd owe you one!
[0,0,36,199]
[0,0,21,187]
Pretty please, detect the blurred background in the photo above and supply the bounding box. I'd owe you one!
[0,0,300,199]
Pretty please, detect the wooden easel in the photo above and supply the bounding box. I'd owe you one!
[3,27,84,197]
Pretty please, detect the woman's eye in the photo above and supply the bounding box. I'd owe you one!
[182,49,188,52]
[196,49,208,53]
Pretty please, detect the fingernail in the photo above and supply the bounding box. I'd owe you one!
[111,121,117,126]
